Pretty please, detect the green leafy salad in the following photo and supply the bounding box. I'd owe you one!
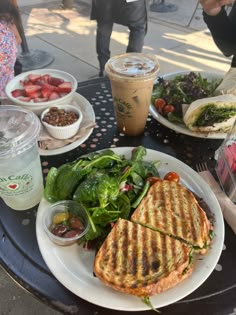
[151,71,221,124]
[44,146,160,249]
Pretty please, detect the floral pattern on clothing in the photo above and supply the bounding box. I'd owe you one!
[0,21,17,97]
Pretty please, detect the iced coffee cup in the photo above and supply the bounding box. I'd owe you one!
[105,53,159,136]
[0,105,44,210]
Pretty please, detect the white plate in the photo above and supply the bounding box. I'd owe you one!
[38,92,95,156]
[150,71,225,139]
[36,147,225,311]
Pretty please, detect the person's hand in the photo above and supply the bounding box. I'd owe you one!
[199,0,235,16]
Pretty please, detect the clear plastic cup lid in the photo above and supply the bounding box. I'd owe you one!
[0,105,41,159]
[105,53,159,77]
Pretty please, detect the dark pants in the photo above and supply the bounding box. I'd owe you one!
[92,0,147,73]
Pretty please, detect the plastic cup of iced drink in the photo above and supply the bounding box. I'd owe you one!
[105,53,159,136]
[0,105,44,210]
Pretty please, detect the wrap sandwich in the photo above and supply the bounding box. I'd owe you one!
[183,94,236,133]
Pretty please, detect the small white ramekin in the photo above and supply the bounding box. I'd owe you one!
[41,105,83,140]
[43,200,90,246]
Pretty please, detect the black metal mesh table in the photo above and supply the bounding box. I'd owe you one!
[0,77,235,315]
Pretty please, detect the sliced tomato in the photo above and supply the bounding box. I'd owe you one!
[154,98,166,113]
[145,177,162,185]
[163,172,180,183]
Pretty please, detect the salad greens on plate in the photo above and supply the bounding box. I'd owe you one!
[151,71,222,124]
[44,146,160,248]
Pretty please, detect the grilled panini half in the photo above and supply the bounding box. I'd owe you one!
[131,180,212,253]
[94,218,193,297]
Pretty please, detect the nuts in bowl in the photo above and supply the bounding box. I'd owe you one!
[5,69,78,116]
[43,200,90,246]
[41,105,83,139]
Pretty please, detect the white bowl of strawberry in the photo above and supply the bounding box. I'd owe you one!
[5,69,77,116]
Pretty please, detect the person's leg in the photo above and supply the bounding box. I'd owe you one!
[127,23,146,53]
[125,0,147,53]
[96,21,113,76]
[92,0,114,76]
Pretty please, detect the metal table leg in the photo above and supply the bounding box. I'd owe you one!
[149,0,178,13]
[13,0,54,72]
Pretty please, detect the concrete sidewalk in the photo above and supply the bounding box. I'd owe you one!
[17,0,232,79]
[0,1,232,314]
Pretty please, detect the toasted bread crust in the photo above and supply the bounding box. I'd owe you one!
[131,180,212,252]
[94,219,193,297]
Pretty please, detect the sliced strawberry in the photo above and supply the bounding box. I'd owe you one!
[29,91,42,100]
[28,74,42,82]
[57,82,72,93]
[11,89,26,98]
[24,85,42,97]
[33,79,45,86]
[40,74,51,83]
[41,87,52,99]
[18,97,31,102]
[21,79,32,87]
[48,91,60,100]
[34,97,48,103]
[48,77,64,86]
[41,83,57,91]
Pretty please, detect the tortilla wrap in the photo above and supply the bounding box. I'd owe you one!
[183,94,236,133]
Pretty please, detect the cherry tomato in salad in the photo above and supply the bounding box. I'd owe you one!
[145,177,162,185]
[163,172,180,183]
[154,98,166,113]
[163,104,175,114]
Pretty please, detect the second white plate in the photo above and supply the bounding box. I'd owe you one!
[150,71,225,139]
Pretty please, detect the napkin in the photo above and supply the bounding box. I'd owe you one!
[198,170,236,234]
[38,121,96,150]
[214,67,236,96]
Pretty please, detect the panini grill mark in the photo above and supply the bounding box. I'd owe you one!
[191,203,205,244]
[121,219,128,279]
[141,224,149,277]
[136,222,142,281]
[176,184,189,240]
[169,182,178,237]
[160,232,168,276]
[153,187,160,228]
[198,205,209,241]
[170,233,177,268]
[159,183,168,231]
[130,221,138,277]
[111,224,118,272]
[184,189,198,244]
[150,232,160,273]
[175,184,185,238]
[143,192,151,224]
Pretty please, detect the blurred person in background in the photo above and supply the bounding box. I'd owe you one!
[91,0,147,77]
[0,0,21,97]
[199,0,236,67]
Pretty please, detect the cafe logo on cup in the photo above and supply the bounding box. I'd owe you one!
[7,183,19,191]
[0,173,33,196]
[114,97,132,119]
